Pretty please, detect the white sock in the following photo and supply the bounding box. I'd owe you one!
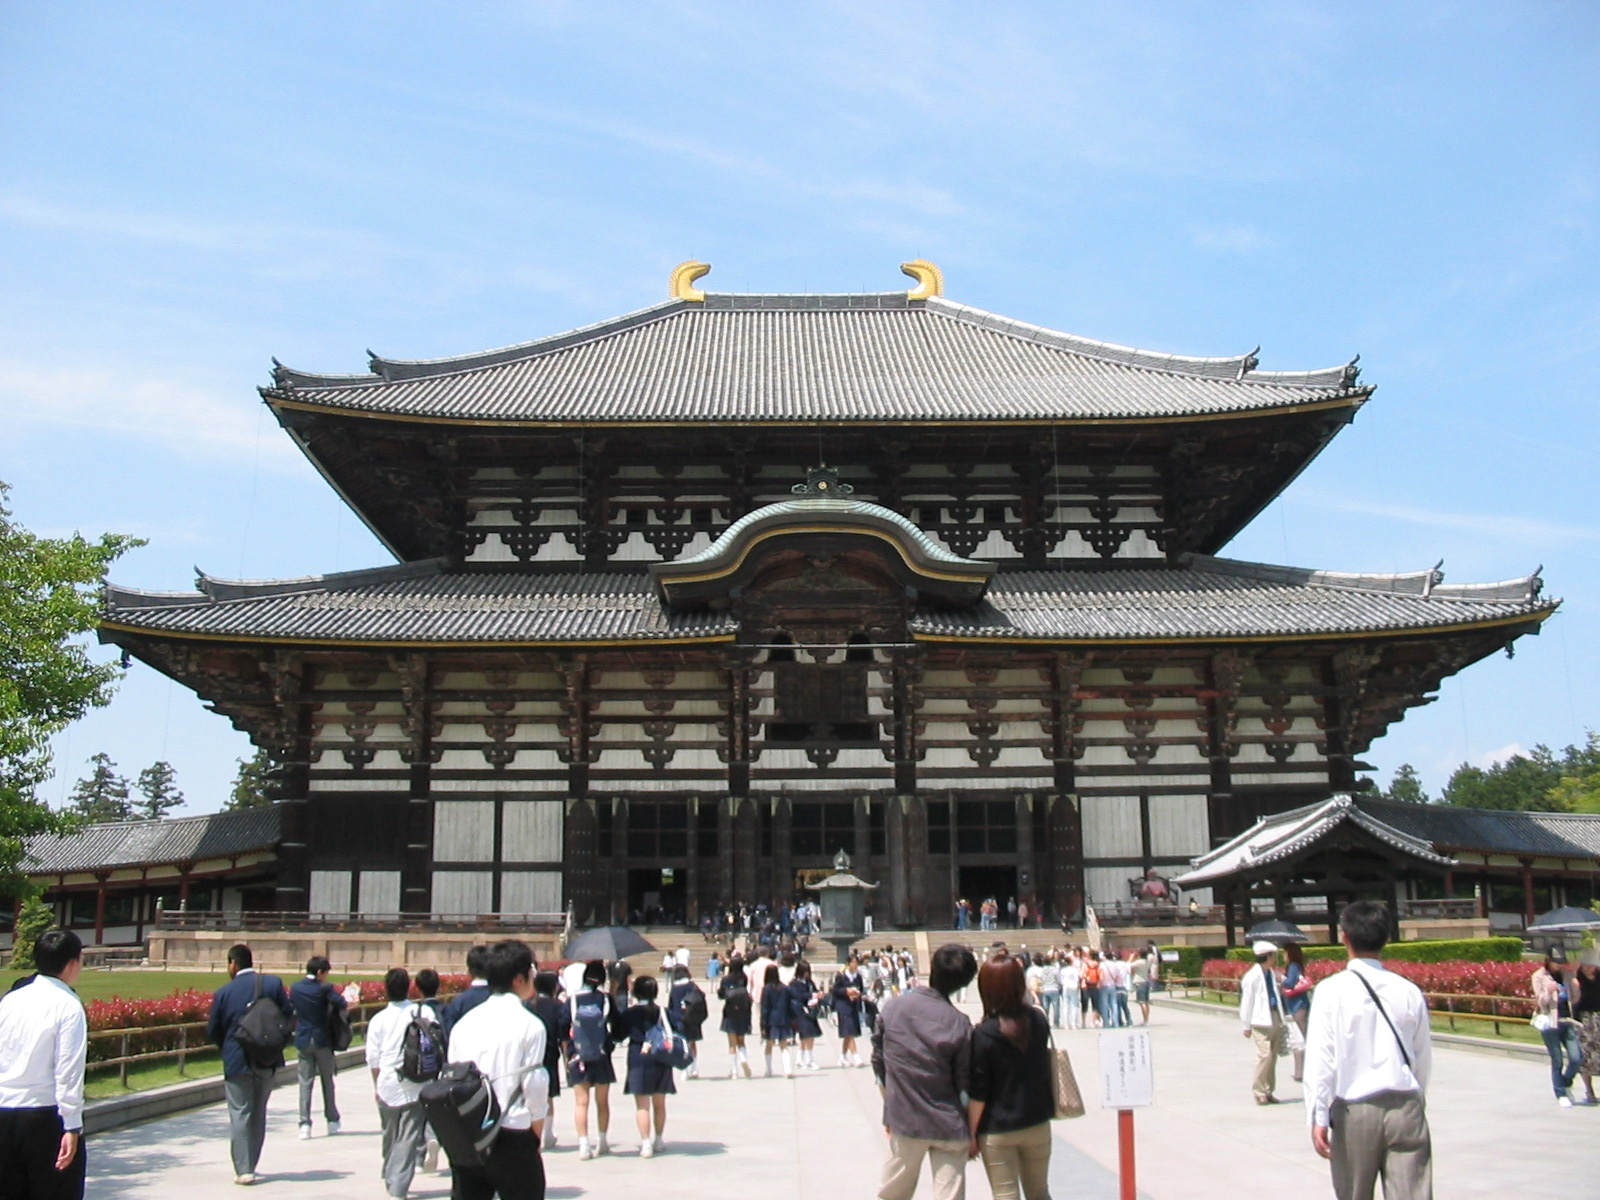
[782,1047,793,1075]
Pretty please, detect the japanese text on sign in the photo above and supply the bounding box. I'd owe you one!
[1098,1028,1154,1109]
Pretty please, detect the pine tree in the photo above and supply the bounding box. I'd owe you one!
[68,752,131,822]
[1383,763,1431,804]
[227,748,275,810]
[133,760,184,820]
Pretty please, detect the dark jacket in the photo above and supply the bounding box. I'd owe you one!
[208,969,292,1077]
[442,981,491,1035]
[969,1007,1054,1135]
[289,976,347,1051]
[527,995,571,1076]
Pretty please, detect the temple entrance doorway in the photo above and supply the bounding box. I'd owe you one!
[627,866,687,926]
[957,866,1017,922]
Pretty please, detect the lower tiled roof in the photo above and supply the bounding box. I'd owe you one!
[23,806,281,875]
[100,555,1554,646]
[1356,797,1600,860]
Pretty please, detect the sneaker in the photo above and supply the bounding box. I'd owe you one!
[741,1060,752,1078]
[233,1175,256,1187]
[652,1136,665,1154]
[297,1125,312,1141]
[542,1127,557,1150]
[1559,1093,1575,1108]
[597,1135,610,1157]
[578,1138,594,1161]
[422,1142,440,1173]
[640,1139,655,1159]
[327,1120,341,1135]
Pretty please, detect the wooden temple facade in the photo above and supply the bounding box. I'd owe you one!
[98,262,1558,929]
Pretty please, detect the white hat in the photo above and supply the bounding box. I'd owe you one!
[1251,940,1278,957]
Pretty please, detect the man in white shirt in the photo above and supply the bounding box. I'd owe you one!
[446,940,549,1200]
[365,967,429,1198]
[1304,901,1432,1200]
[1238,940,1285,1103]
[0,929,88,1199]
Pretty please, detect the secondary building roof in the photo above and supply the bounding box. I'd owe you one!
[23,806,281,876]
[99,554,1552,647]
[266,292,1369,426]
[1356,796,1600,861]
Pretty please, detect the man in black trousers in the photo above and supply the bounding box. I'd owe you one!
[0,929,88,1199]
[289,955,346,1139]
[207,943,292,1186]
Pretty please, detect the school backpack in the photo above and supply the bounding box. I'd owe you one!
[232,974,293,1069]
[400,1005,445,1083]
[568,991,610,1062]
[419,1062,520,1169]
[326,990,353,1053]
[680,982,708,1027]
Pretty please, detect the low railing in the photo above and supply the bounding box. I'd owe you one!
[1162,976,1536,1037]
[1096,897,1479,928]
[154,910,568,934]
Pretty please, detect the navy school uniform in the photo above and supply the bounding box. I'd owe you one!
[830,969,865,1038]
[759,982,794,1041]
[788,977,823,1039]
[611,1001,676,1095]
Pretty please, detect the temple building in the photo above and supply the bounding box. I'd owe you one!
[97,261,1557,930]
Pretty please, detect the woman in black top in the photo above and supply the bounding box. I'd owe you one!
[718,959,753,1078]
[1573,959,1600,1105]
[611,975,675,1158]
[967,953,1054,1200]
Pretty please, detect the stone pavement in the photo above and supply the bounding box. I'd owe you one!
[86,996,1592,1199]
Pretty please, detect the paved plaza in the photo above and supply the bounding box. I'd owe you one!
[87,997,1589,1199]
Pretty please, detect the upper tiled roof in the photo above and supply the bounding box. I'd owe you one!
[265,293,1368,425]
[1355,797,1600,860]
[23,806,281,875]
[1172,794,1455,888]
[100,554,1553,646]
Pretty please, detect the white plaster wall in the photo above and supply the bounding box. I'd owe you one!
[432,871,493,917]
[502,801,563,861]
[310,870,351,916]
[358,871,401,915]
[434,801,495,861]
[1148,794,1210,859]
[1082,795,1142,859]
[500,871,563,915]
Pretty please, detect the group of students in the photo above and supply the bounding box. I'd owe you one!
[1012,945,1158,1030]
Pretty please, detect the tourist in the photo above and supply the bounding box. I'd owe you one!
[759,963,796,1077]
[1282,943,1312,1080]
[0,929,88,1200]
[666,964,707,1079]
[1058,951,1081,1030]
[1304,901,1432,1200]
[1129,949,1151,1026]
[607,957,633,1007]
[526,971,569,1150]
[1108,952,1132,1027]
[967,954,1054,1200]
[1239,940,1285,1105]
[289,955,346,1140]
[566,960,615,1159]
[1079,952,1101,1027]
[872,944,978,1200]
[207,942,292,1185]
[414,968,445,1173]
[441,945,491,1035]
[1095,952,1118,1028]
[445,940,549,1200]
[364,967,427,1199]
[1531,947,1583,1106]
[611,976,674,1157]
[1572,955,1600,1104]
[831,953,868,1067]
[718,957,754,1078]
[788,960,825,1070]
[705,950,724,982]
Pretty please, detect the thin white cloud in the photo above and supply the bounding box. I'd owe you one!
[1285,489,1600,546]
[1191,223,1268,252]
[1474,742,1527,769]
[0,359,300,470]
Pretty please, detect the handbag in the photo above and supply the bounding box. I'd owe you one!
[1047,1027,1085,1119]
[1531,1012,1555,1033]
[1283,1019,1305,1054]
[646,1009,694,1069]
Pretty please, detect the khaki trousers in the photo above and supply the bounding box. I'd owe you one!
[978,1120,1053,1200]
[879,1133,968,1200]
[1329,1091,1432,1200]
[1250,1021,1283,1100]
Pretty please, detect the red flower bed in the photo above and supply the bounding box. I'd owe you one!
[1198,957,1538,1017]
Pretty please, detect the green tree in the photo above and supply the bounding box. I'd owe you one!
[0,480,140,896]
[1383,762,1431,804]
[7,894,55,969]
[227,748,275,810]
[133,760,185,820]
[68,752,131,822]
[1441,734,1600,812]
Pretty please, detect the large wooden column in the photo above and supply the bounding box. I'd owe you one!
[564,799,599,926]
[886,795,911,925]
[717,797,735,904]
[397,655,437,916]
[732,798,759,904]
[771,798,793,907]
[1049,653,1085,924]
[1016,795,1036,916]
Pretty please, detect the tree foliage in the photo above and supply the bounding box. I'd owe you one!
[228,748,275,810]
[134,759,185,820]
[1441,733,1600,812]
[1381,762,1431,804]
[7,894,56,969]
[0,480,141,897]
[68,751,132,823]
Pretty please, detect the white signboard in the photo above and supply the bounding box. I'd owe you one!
[1159,950,1180,963]
[1098,1028,1154,1109]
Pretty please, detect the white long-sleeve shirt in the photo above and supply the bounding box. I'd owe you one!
[365,999,425,1107]
[1302,958,1431,1128]
[0,974,88,1131]
[446,992,548,1131]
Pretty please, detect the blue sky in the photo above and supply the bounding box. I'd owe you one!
[2,2,1596,815]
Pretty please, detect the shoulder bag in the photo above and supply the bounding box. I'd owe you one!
[1045,1022,1085,1119]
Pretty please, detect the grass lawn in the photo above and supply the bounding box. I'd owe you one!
[1163,987,1545,1046]
[0,968,229,1002]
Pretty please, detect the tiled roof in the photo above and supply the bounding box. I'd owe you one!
[100,555,1553,646]
[1172,795,1455,888]
[1355,797,1600,860]
[265,293,1368,424]
[23,806,281,875]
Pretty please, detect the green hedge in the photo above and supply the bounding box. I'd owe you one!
[1158,945,1204,978]
[1223,937,1522,964]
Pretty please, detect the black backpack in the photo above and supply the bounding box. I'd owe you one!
[681,983,708,1027]
[232,974,293,1069]
[400,1006,445,1083]
[419,1062,520,1169]
[326,991,353,1053]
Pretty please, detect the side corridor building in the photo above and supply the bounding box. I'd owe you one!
[97,262,1557,928]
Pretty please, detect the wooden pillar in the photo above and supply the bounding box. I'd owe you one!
[1478,871,1490,919]
[564,799,598,926]
[93,874,109,946]
[1223,887,1237,949]
[685,797,701,925]
[887,795,911,926]
[718,797,735,905]
[732,798,759,905]
[853,795,871,868]
[1016,795,1035,916]
[178,863,193,909]
[1443,869,1454,899]
[905,795,928,927]
[1521,860,1536,926]
[771,798,793,908]
[611,799,629,925]
[1388,876,1403,942]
